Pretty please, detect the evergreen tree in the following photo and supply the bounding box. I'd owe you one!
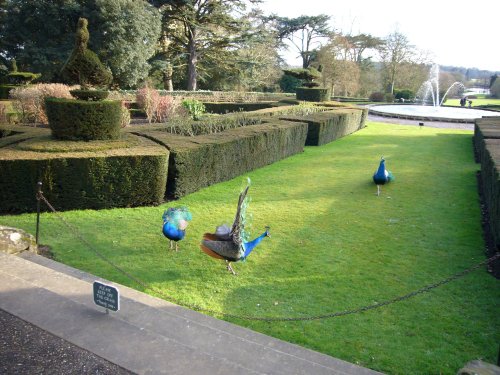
[91,0,161,88]
[149,0,261,91]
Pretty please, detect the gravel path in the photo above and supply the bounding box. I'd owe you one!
[0,308,135,375]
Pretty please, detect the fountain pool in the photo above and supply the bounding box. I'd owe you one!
[369,104,499,123]
[369,64,499,123]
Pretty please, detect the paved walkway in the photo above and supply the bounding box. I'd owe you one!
[0,252,382,375]
[367,114,474,131]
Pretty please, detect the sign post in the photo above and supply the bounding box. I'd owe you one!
[93,281,120,313]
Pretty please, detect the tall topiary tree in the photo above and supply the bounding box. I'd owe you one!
[282,66,330,102]
[60,18,112,90]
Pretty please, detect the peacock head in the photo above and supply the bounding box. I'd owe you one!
[264,226,271,238]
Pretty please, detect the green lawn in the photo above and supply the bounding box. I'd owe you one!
[445,97,500,107]
[2,121,499,374]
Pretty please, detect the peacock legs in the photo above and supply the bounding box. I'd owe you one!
[226,260,237,275]
[376,185,381,196]
[169,240,179,251]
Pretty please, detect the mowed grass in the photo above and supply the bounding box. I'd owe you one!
[445,97,500,107]
[2,122,499,374]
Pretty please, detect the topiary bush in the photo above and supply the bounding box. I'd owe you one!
[296,87,330,102]
[69,89,109,101]
[283,66,329,102]
[60,18,112,89]
[45,98,122,141]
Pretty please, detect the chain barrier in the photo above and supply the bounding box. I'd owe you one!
[38,192,500,322]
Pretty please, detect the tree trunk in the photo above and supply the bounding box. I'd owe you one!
[187,29,198,91]
[163,63,173,92]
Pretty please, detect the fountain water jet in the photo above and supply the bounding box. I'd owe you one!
[417,64,465,106]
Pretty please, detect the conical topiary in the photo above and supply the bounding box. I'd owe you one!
[60,18,112,89]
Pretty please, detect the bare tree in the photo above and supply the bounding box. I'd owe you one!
[378,30,416,95]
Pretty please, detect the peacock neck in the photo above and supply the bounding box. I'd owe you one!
[376,161,385,175]
[243,231,267,258]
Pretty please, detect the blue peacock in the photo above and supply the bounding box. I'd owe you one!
[162,207,192,251]
[373,156,394,196]
[200,180,270,275]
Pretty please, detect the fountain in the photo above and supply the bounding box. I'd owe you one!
[369,64,498,123]
[417,64,465,106]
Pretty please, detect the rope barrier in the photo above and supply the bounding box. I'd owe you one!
[38,191,500,322]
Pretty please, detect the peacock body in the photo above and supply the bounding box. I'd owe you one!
[373,157,394,195]
[200,180,270,274]
[162,207,192,251]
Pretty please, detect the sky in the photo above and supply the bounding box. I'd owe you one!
[259,0,500,72]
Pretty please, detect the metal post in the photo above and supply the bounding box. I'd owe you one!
[497,343,500,366]
[35,182,42,245]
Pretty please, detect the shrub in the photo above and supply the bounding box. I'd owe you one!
[136,86,160,123]
[0,85,16,100]
[60,18,112,88]
[156,95,179,122]
[136,87,180,123]
[9,84,73,124]
[279,74,301,93]
[295,87,330,102]
[182,98,205,120]
[394,89,414,100]
[121,101,131,128]
[70,89,109,101]
[45,98,122,140]
[369,92,385,102]
[6,72,41,85]
[0,146,169,213]
[384,93,395,103]
[0,102,6,124]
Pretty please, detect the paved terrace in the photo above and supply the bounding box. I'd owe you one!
[0,252,382,375]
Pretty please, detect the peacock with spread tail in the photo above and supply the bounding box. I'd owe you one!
[162,207,192,251]
[373,157,394,196]
[200,179,270,275]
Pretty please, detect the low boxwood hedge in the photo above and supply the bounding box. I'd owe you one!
[279,108,367,146]
[45,98,122,141]
[203,102,276,114]
[0,134,168,213]
[135,119,308,198]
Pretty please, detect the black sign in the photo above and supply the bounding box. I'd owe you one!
[93,281,120,312]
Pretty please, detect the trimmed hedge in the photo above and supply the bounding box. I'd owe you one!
[0,134,168,213]
[479,139,500,248]
[279,108,367,146]
[0,85,16,100]
[46,98,122,141]
[135,120,308,198]
[474,117,500,275]
[473,118,500,163]
[296,87,330,102]
[203,102,276,114]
